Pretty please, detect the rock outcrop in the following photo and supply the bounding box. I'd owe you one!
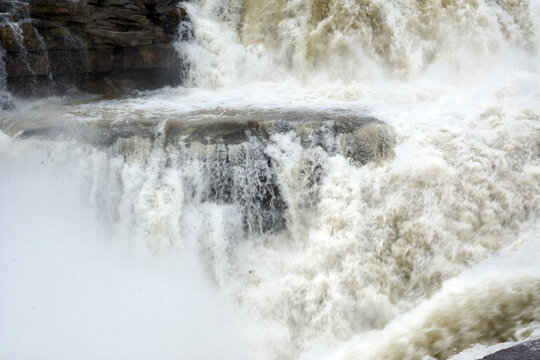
[480,339,540,360]
[10,109,395,233]
[0,0,190,95]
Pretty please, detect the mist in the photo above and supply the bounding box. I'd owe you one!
[0,150,262,360]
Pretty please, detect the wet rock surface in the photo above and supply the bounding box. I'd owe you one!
[12,109,395,234]
[0,90,13,109]
[481,339,540,360]
[15,110,395,166]
[0,0,190,95]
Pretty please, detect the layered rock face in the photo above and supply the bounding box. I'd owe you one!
[0,0,190,95]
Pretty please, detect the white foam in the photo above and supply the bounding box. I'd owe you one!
[1,0,540,358]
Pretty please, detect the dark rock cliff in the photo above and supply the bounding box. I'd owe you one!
[0,0,190,96]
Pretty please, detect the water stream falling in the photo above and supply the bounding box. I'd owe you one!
[1,1,540,359]
[33,27,54,90]
[0,44,6,90]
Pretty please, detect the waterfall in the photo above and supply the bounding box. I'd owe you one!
[179,0,537,86]
[1,1,540,359]
[0,0,52,96]
[0,43,12,109]
[34,27,54,91]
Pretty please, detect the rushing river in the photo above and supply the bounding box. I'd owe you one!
[1,1,540,359]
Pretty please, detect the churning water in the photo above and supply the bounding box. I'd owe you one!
[1,1,540,359]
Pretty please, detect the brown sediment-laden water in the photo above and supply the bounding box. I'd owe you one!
[1,1,539,359]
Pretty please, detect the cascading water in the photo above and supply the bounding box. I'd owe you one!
[0,0,39,97]
[1,1,540,360]
[1,1,35,81]
[0,1,19,108]
[0,44,9,107]
[33,27,54,91]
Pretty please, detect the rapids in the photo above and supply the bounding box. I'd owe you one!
[1,1,540,359]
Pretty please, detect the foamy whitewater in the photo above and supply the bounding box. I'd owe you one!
[1,1,540,359]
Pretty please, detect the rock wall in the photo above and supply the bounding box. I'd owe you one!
[0,0,190,96]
